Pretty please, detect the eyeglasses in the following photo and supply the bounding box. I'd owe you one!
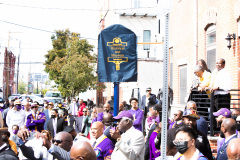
[31,106,38,109]
[173,139,192,145]
[52,139,71,144]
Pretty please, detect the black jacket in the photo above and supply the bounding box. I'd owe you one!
[155,124,213,160]
[47,117,67,138]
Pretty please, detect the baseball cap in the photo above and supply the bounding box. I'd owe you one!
[14,100,21,105]
[113,111,133,120]
[213,108,231,118]
[146,87,152,91]
[182,109,200,119]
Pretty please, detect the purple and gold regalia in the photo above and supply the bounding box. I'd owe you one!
[26,112,46,132]
[128,108,144,131]
[93,135,114,160]
[149,130,160,160]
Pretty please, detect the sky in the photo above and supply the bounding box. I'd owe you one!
[0,0,100,83]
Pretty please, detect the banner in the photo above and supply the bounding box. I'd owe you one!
[98,24,137,82]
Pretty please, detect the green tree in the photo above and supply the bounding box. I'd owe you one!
[44,29,97,98]
[18,80,27,94]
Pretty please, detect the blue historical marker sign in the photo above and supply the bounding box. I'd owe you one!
[98,24,137,82]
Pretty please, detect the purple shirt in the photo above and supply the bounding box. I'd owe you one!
[129,108,144,131]
[149,131,160,160]
[97,111,113,122]
[93,135,114,160]
[26,112,46,132]
[169,120,182,129]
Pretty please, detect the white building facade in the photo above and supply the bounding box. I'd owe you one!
[98,0,164,104]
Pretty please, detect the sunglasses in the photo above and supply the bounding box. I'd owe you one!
[83,111,87,112]
[52,139,71,144]
[31,106,38,109]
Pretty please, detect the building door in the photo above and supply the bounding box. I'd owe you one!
[179,65,187,105]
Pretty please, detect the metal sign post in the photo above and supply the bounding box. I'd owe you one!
[161,12,170,160]
[113,82,119,116]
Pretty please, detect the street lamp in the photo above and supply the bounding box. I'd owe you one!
[225,33,236,50]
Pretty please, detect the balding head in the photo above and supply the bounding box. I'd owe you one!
[102,113,113,127]
[222,118,236,135]
[91,122,104,139]
[54,132,73,152]
[70,141,97,160]
[103,103,110,113]
[227,138,240,159]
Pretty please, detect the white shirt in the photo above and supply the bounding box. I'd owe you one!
[175,149,200,160]
[52,117,58,137]
[6,109,26,132]
[70,103,78,116]
[111,126,145,160]
[82,116,86,130]
[210,68,232,95]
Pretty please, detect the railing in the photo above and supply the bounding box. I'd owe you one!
[189,89,240,136]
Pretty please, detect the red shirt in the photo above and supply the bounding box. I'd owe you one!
[77,103,86,117]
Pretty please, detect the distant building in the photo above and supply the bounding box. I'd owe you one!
[98,0,164,105]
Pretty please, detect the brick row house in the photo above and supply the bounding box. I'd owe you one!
[169,0,240,155]
[169,0,240,107]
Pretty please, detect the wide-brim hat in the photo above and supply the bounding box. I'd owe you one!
[182,109,200,119]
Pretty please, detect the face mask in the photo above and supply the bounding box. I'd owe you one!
[175,141,189,154]
[220,131,225,138]
[16,105,21,110]
[236,123,240,131]
[2,135,8,142]
[12,130,18,135]
[44,104,47,107]
[0,104,3,107]
[51,115,56,119]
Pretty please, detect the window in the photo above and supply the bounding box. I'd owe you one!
[179,65,187,105]
[170,48,173,88]
[133,0,140,8]
[206,25,216,72]
[143,30,151,50]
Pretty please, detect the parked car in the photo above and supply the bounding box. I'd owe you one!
[33,94,44,98]
[18,94,44,106]
[44,91,62,106]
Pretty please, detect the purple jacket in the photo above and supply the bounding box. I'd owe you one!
[97,112,113,122]
[149,131,160,160]
[26,112,46,132]
[93,135,114,160]
[129,108,144,131]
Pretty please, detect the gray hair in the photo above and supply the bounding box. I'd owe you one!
[194,65,204,73]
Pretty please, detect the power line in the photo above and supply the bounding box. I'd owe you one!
[0,2,156,11]
[0,19,98,40]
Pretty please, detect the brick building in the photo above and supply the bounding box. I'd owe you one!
[169,0,240,107]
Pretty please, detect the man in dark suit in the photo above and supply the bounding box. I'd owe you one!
[75,108,91,137]
[47,109,67,138]
[140,87,156,115]
[216,118,238,160]
[43,102,54,130]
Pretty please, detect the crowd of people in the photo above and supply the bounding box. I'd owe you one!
[0,57,239,160]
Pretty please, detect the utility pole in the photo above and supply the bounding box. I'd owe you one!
[16,41,21,94]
